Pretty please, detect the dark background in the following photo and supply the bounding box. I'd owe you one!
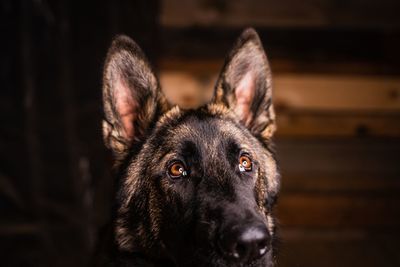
[1,0,400,266]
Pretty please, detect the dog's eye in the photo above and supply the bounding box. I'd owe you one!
[168,161,188,179]
[239,155,252,172]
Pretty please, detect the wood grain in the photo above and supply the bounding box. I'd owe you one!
[277,193,400,228]
[161,0,400,29]
[273,74,400,111]
[161,71,400,111]
[277,112,400,137]
[160,69,400,137]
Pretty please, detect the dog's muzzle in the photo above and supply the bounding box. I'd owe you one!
[218,222,270,264]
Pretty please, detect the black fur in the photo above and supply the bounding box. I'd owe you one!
[99,28,280,267]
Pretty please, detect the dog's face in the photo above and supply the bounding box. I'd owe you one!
[102,29,280,267]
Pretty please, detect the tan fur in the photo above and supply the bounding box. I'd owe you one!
[103,29,280,265]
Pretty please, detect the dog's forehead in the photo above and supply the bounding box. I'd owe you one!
[146,105,275,169]
[164,113,250,149]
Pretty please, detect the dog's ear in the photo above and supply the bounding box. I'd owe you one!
[102,35,169,159]
[213,28,276,139]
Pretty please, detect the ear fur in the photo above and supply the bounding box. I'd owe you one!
[102,35,169,160]
[213,28,276,139]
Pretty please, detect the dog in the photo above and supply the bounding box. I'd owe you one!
[101,28,280,267]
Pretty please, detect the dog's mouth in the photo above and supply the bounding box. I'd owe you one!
[170,221,273,267]
[175,249,272,267]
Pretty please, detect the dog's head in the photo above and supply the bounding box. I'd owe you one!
[102,28,280,267]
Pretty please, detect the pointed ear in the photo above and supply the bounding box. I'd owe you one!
[102,35,169,159]
[213,28,276,139]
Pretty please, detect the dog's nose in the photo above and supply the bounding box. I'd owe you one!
[218,223,270,262]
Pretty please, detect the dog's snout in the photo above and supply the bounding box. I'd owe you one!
[218,223,270,263]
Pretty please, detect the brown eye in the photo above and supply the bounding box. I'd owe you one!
[239,155,252,172]
[168,161,188,179]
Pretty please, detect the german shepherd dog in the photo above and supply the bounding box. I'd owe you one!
[101,28,280,267]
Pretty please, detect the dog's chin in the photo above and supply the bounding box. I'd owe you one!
[175,250,274,267]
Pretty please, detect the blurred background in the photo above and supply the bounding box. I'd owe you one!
[1,0,400,266]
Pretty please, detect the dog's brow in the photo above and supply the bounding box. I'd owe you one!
[225,137,240,151]
[160,139,200,160]
[223,130,252,150]
[160,151,173,160]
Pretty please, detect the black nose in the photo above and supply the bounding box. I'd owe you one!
[218,223,270,262]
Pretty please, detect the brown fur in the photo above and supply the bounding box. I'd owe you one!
[101,28,280,267]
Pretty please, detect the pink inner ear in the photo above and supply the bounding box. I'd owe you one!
[235,72,255,125]
[115,78,137,139]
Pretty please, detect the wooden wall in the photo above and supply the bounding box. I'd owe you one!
[159,1,400,266]
[0,0,159,266]
[1,0,400,266]
[161,0,400,29]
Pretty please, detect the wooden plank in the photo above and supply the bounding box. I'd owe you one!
[160,57,399,77]
[277,193,400,228]
[374,233,400,266]
[273,74,400,111]
[161,0,400,29]
[280,228,370,241]
[160,58,222,73]
[161,0,327,28]
[277,112,400,137]
[160,70,400,137]
[159,28,400,75]
[276,139,400,175]
[0,223,40,236]
[160,71,216,108]
[278,229,399,267]
[160,71,400,111]
[282,174,400,194]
